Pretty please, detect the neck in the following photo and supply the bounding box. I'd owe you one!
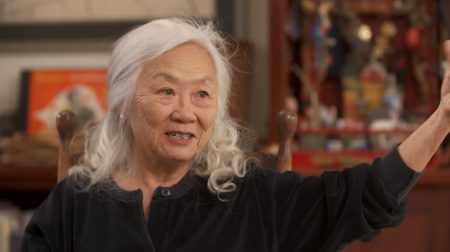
[113,156,192,221]
[123,149,192,191]
[114,160,191,196]
[138,159,192,189]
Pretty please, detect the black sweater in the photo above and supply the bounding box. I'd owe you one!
[22,148,420,252]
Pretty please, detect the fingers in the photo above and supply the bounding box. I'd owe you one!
[445,40,450,71]
[442,41,450,98]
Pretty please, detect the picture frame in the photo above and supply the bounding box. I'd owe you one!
[18,69,108,135]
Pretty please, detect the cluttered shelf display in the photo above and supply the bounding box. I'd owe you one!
[270,0,450,170]
[267,3,450,250]
[0,69,108,190]
[0,69,109,252]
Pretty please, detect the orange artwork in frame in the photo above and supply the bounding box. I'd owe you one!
[20,69,108,135]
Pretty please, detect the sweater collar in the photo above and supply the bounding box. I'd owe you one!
[108,169,198,202]
[152,170,197,200]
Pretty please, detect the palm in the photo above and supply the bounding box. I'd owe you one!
[440,41,450,114]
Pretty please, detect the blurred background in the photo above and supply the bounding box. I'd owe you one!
[0,0,449,251]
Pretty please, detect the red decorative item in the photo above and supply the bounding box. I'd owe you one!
[406,28,420,49]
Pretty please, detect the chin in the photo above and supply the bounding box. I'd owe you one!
[165,153,196,164]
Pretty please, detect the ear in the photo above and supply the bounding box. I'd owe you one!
[113,103,128,121]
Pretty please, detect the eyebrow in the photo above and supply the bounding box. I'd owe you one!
[152,72,215,85]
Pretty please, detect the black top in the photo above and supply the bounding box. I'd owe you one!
[22,148,420,252]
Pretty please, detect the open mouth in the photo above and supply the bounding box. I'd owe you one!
[165,131,195,139]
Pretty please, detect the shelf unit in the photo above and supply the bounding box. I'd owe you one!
[269,0,450,250]
[269,0,442,141]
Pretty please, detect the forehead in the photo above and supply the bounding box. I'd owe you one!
[139,42,218,84]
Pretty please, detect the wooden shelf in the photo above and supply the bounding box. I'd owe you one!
[296,168,450,188]
[297,127,414,136]
[0,164,56,191]
[292,150,387,170]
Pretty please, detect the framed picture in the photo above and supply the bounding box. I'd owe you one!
[19,69,108,135]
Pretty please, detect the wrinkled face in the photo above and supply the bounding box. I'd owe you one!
[129,42,218,166]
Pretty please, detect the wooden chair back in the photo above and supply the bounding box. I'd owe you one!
[56,111,76,182]
[56,109,297,182]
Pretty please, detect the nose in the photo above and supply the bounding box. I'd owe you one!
[171,94,196,123]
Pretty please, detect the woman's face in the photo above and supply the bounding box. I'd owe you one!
[129,42,218,166]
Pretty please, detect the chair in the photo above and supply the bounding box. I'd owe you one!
[56,111,77,182]
[56,109,297,182]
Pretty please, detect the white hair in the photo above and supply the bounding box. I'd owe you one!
[70,18,253,195]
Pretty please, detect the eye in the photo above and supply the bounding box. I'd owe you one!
[159,88,174,96]
[196,90,209,98]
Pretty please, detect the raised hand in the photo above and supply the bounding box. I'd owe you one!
[398,40,450,172]
[440,40,450,116]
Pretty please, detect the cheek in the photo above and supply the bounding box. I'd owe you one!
[135,94,167,126]
[198,106,217,131]
[197,107,217,145]
[131,98,164,146]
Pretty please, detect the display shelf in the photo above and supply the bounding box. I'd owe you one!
[296,167,450,188]
[293,127,423,168]
[292,149,386,169]
[297,127,414,136]
[269,0,442,142]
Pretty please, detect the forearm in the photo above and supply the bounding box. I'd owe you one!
[399,107,450,172]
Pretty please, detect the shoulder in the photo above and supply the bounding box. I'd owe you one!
[25,177,79,241]
[27,174,120,232]
[23,176,98,251]
[33,175,89,217]
[35,173,124,220]
[51,174,94,199]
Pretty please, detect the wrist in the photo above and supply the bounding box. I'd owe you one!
[435,106,450,132]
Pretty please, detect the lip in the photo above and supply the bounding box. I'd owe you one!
[164,130,196,145]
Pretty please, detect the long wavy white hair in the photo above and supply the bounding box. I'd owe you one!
[70,18,252,195]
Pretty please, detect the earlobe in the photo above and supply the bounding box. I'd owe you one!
[114,102,130,121]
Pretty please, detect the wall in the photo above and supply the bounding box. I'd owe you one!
[0,41,111,115]
[234,0,269,140]
[0,0,270,139]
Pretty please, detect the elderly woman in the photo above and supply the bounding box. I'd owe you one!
[22,18,450,252]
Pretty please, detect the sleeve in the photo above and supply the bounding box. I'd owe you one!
[21,179,74,252]
[379,147,421,200]
[271,147,419,252]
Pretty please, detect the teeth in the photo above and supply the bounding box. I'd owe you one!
[166,132,193,139]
